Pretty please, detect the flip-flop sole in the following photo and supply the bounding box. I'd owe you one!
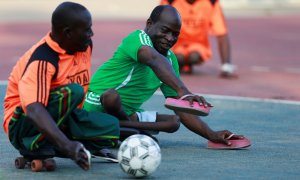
[207,138,251,150]
[164,98,212,116]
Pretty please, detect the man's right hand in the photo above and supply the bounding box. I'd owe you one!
[209,130,244,145]
[181,94,212,108]
[64,141,91,171]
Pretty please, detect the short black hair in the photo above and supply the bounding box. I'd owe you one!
[51,2,88,32]
[149,5,167,23]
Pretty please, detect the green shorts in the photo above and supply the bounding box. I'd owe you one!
[8,84,120,154]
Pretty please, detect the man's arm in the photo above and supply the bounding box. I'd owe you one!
[26,102,90,170]
[26,103,71,151]
[138,45,211,106]
[137,45,190,98]
[175,111,243,145]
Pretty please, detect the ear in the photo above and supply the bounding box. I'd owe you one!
[145,19,152,31]
[62,27,72,38]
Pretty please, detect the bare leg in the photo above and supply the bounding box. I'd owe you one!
[120,114,180,133]
[101,89,130,121]
[101,89,180,133]
[175,53,185,68]
[188,51,204,65]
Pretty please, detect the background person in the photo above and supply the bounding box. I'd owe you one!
[161,0,237,78]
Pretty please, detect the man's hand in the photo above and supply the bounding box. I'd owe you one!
[181,94,212,108]
[209,130,244,145]
[26,103,91,170]
[64,141,91,171]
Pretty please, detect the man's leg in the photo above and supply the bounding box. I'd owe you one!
[101,89,130,121]
[8,83,84,152]
[187,51,204,65]
[101,89,180,133]
[178,51,204,74]
[175,53,185,69]
[124,113,180,133]
[66,108,120,154]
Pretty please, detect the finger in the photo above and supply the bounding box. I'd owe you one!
[194,96,203,106]
[74,145,91,171]
[77,150,91,171]
[232,134,244,140]
[199,96,208,107]
[220,138,231,146]
[188,97,194,107]
[207,102,213,107]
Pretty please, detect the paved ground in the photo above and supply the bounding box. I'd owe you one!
[0,86,300,179]
[1,1,300,179]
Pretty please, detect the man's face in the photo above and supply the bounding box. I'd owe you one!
[68,10,93,53]
[146,11,181,55]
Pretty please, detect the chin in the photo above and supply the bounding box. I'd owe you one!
[159,48,168,56]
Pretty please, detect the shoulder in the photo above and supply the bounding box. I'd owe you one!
[24,42,59,78]
[168,50,177,59]
[30,42,59,64]
[123,30,153,47]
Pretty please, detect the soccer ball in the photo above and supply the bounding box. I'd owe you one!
[118,134,161,177]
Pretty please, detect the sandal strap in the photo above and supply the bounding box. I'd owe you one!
[226,133,235,140]
[180,94,195,100]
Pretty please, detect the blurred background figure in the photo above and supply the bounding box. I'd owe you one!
[161,0,238,78]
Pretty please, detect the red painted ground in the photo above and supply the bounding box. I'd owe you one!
[1,16,299,101]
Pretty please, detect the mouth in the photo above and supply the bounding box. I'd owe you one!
[160,42,171,50]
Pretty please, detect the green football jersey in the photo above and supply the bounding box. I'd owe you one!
[84,30,180,115]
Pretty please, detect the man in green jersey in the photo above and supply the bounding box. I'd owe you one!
[84,5,243,145]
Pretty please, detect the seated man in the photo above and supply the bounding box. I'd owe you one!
[84,5,243,145]
[161,0,237,78]
[3,2,119,170]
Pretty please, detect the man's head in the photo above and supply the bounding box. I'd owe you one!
[145,5,181,56]
[51,2,93,54]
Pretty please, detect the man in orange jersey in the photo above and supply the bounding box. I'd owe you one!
[3,2,119,170]
[161,0,237,78]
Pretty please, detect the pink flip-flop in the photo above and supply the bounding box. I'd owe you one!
[207,135,251,150]
[164,95,212,116]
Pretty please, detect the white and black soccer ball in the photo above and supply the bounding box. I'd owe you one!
[118,134,161,177]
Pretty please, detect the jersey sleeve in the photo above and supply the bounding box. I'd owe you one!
[19,60,56,111]
[121,30,153,62]
[209,1,227,36]
[160,51,180,98]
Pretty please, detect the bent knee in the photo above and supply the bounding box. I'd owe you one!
[101,89,120,104]
[188,51,204,64]
[175,53,185,66]
[167,116,180,133]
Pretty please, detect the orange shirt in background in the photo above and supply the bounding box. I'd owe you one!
[161,0,227,60]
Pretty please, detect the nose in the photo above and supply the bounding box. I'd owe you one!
[165,32,175,42]
[89,29,94,37]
